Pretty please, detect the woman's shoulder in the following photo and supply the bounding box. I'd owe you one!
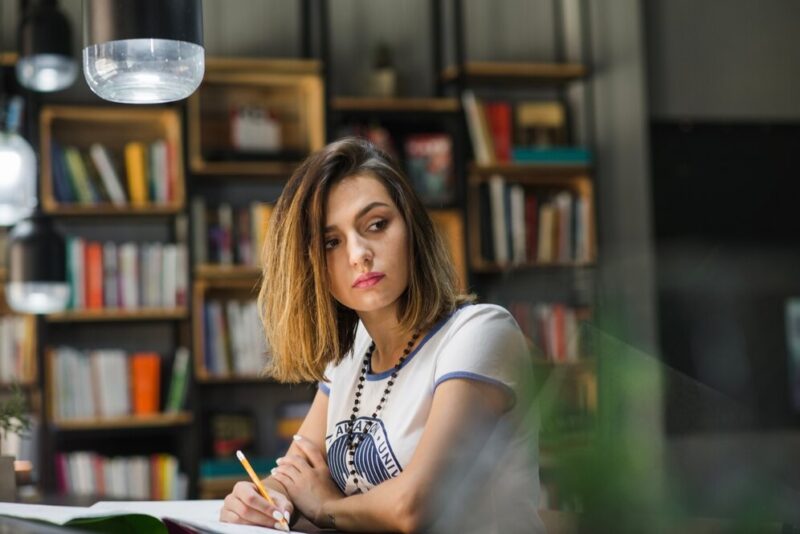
[445,302,518,331]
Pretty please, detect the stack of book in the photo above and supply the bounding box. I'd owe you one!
[50,347,190,420]
[0,316,35,383]
[462,91,591,165]
[51,141,179,206]
[478,177,591,265]
[54,452,187,500]
[203,299,269,377]
[509,302,584,363]
[65,239,188,310]
[191,198,273,267]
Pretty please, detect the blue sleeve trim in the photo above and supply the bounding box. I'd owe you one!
[434,371,516,410]
[318,382,331,395]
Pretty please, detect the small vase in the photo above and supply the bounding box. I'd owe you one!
[0,455,15,501]
[368,68,397,98]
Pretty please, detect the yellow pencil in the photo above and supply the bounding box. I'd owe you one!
[236,449,289,531]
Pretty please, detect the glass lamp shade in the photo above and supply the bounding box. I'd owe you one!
[82,39,205,104]
[6,215,69,315]
[16,0,77,92]
[16,53,78,93]
[82,0,205,104]
[0,133,38,226]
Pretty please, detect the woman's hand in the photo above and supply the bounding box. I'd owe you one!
[219,480,294,531]
[271,435,344,527]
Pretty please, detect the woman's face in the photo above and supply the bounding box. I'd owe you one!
[323,174,409,315]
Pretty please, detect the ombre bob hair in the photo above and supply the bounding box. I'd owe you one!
[258,137,474,383]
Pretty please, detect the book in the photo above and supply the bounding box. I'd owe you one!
[130,352,161,415]
[404,133,455,205]
[165,347,190,413]
[63,146,97,204]
[89,143,128,205]
[0,500,296,533]
[124,141,149,206]
[462,90,494,165]
[511,146,592,164]
[484,101,513,162]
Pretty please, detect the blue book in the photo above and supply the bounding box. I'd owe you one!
[512,146,592,164]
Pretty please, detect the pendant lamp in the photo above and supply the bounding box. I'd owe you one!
[6,214,69,314]
[0,97,37,226]
[16,0,78,92]
[82,0,205,104]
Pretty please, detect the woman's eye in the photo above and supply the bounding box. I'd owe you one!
[369,219,388,231]
[324,238,339,250]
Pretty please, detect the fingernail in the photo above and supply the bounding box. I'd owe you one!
[292,434,302,441]
[275,522,289,532]
[275,457,283,464]
[272,510,284,521]
[270,468,277,475]
[284,510,291,521]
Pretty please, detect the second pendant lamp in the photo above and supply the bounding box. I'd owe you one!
[82,0,205,104]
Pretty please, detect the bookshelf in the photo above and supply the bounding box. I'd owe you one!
[187,57,324,176]
[432,0,599,512]
[29,102,194,498]
[39,106,185,215]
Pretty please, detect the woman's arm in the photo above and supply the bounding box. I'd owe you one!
[220,388,330,527]
[280,378,511,533]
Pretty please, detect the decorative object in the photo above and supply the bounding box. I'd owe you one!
[82,0,205,104]
[230,105,281,153]
[367,42,397,98]
[0,96,37,226]
[0,385,31,501]
[6,214,70,314]
[16,0,78,92]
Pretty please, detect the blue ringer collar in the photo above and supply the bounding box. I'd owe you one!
[365,304,469,381]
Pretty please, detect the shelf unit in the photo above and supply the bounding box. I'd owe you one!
[45,308,189,323]
[440,61,588,86]
[49,413,194,432]
[39,106,185,215]
[187,57,325,176]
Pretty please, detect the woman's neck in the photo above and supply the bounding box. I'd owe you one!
[358,307,420,373]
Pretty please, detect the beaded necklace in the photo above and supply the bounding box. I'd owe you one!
[346,330,420,491]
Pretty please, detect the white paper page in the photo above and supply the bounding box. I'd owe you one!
[90,501,296,533]
[90,500,222,523]
[0,503,126,525]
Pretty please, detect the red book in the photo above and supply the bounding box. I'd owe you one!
[130,352,161,415]
[485,101,513,162]
[150,454,161,500]
[92,454,106,496]
[85,242,104,309]
[525,194,539,262]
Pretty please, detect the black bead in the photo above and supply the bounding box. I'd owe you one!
[359,376,365,382]
[388,380,394,386]
[357,384,363,389]
[355,392,361,397]
[354,399,360,405]
[384,388,390,394]
[350,470,356,475]
[353,407,359,412]
[350,414,356,421]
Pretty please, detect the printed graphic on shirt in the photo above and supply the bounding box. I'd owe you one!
[326,417,402,494]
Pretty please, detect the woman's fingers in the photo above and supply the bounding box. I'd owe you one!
[219,481,285,526]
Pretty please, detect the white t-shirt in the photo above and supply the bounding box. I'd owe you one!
[319,303,544,533]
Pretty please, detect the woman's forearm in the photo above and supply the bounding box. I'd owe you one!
[319,475,423,533]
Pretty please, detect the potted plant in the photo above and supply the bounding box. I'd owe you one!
[0,384,31,501]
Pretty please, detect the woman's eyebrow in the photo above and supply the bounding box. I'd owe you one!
[324,201,390,232]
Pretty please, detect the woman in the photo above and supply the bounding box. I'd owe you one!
[220,137,543,533]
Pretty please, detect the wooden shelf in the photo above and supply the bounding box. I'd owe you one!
[0,52,17,67]
[441,61,587,85]
[331,96,459,113]
[190,160,299,177]
[469,163,592,179]
[195,374,275,385]
[195,264,261,281]
[46,307,188,323]
[51,411,193,431]
[42,203,184,217]
[188,56,324,176]
[471,260,596,273]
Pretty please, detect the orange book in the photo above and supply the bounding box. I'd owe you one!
[124,142,148,206]
[85,242,104,309]
[130,352,161,415]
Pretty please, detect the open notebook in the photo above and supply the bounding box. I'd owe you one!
[0,500,297,533]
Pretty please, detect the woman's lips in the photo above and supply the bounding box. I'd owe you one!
[353,274,385,288]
